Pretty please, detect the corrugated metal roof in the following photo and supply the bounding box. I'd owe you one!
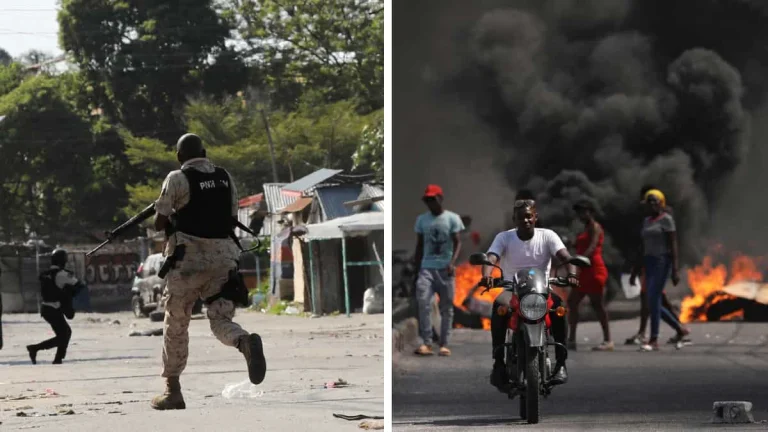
[263,183,298,213]
[360,184,384,198]
[283,168,343,193]
[359,184,384,212]
[302,211,384,240]
[316,184,363,221]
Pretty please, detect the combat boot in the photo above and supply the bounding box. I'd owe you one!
[238,333,267,385]
[150,376,186,410]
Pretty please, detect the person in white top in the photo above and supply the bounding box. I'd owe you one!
[482,199,579,390]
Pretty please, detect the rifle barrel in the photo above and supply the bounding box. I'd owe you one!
[86,239,110,257]
[86,202,157,257]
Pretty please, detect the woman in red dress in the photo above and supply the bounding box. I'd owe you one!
[567,200,613,351]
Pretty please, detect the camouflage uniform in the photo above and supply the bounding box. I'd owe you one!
[151,157,266,410]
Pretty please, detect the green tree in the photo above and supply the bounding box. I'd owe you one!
[0,75,95,242]
[58,0,249,143]
[224,0,384,112]
[352,109,383,180]
[122,92,372,211]
[0,48,11,66]
[0,64,24,98]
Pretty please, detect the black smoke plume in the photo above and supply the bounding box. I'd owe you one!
[393,0,768,267]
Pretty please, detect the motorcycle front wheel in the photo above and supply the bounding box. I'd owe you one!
[526,347,541,424]
[517,333,526,419]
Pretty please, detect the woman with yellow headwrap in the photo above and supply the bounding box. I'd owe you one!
[624,186,690,347]
[628,186,689,351]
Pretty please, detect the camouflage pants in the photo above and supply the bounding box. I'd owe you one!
[161,266,249,378]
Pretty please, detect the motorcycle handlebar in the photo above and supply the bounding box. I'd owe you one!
[478,276,574,290]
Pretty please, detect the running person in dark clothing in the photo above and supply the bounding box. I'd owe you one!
[27,249,84,364]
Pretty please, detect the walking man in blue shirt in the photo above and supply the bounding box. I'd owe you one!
[413,184,464,357]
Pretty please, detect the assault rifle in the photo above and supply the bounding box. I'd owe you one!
[86,202,261,257]
[87,203,157,257]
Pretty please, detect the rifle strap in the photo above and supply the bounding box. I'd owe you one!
[230,218,261,252]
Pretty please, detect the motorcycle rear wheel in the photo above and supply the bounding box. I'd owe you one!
[526,347,541,424]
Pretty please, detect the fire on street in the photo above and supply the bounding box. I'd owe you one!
[393,319,768,431]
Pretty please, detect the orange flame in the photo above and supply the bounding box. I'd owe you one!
[681,254,763,322]
[452,263,501,331]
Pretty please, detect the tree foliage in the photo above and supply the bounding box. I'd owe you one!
[0,1,383,242]
[123,90,378,211]
[58,0,248,142]
[352,109,383,181]
[224,0,384,112]
[0,48,11,67]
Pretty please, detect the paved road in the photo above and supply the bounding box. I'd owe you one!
[394,319,768,431]
[1,311,384,431]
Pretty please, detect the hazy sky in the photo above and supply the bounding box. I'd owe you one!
[0,0,62,58]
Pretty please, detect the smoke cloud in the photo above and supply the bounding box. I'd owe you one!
[394,0,768,267]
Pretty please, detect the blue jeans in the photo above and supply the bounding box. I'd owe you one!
[415,268,455,347]
[644,254,681,340]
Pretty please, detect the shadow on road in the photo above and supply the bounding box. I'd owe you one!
[398,417,527,427]
[1,355,151,366]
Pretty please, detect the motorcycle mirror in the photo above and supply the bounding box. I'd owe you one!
[468,253,492,266]
[569,255,591,268]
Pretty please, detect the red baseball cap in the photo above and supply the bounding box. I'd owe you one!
[423,184,443,198]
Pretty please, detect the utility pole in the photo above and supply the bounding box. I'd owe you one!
[259,109,280,183]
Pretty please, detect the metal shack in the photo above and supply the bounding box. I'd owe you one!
[300,211,384,316]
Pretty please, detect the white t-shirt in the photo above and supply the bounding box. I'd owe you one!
[487,228,566,277]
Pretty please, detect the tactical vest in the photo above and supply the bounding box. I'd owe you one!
[40,268,63,303]
[174,167,233,239]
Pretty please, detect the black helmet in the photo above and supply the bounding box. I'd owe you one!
[176,133,204,152]
[51,249,68,267]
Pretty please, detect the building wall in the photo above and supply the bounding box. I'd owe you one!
[1,241,148,313]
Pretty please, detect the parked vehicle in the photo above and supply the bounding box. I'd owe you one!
[131,253,202,318]
[469,252,591,424]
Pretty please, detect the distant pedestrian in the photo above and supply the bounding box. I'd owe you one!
[567,200,613,351]
[625,185,690,347]
[629,188,690,351]
[413,184,464,357]
[27,249,84,364]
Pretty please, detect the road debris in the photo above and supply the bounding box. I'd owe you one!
[358,419,384,429]
[325,378,349,389]
[333,414,384,421]
[712,401,755,424]
[221,380,265,399]
[128,328,163,337]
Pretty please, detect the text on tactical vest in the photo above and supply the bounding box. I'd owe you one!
[199,179,228,190]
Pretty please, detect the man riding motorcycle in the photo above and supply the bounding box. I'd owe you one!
[482,199,579,391]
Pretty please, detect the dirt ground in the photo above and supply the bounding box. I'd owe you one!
[0,309,384,431]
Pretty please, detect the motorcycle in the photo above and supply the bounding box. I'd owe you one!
[468,252,591,424]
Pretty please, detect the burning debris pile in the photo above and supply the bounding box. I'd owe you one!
[681,247,768,322]
[452,263,495,330]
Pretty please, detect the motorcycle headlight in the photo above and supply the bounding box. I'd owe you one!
[519,294,548,320]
